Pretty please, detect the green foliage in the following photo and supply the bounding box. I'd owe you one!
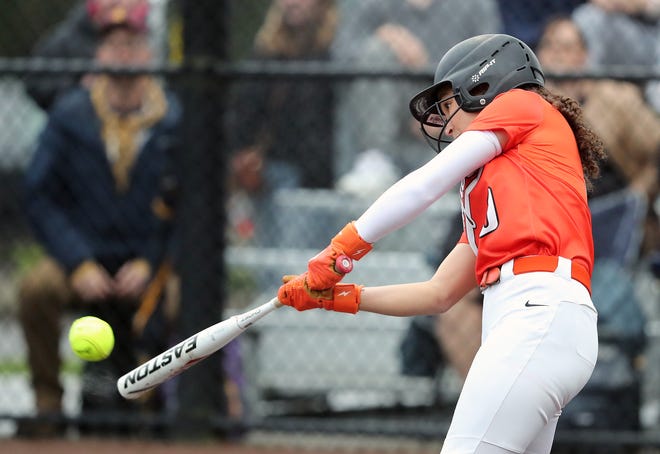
[227,265,258,309]
[229,0,270,60]
[228,266,256,292]
[10,241,45,278]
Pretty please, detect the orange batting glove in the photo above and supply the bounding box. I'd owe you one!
[306,222,372,290]
[278,274,362,314]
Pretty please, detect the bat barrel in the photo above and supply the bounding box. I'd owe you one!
[117,320,237,399]
[117,297,281,399]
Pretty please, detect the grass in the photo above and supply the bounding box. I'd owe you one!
[9,241,44,278]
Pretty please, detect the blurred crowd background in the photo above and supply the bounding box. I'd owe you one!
[0,0,659,451]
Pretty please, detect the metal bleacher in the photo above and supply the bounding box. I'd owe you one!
[225,188,462,417]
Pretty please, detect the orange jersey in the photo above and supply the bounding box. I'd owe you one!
[460,89,594,284]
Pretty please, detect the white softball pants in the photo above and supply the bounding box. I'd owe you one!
[440,260,598,454]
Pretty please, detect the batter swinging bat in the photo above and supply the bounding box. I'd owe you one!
[117,255,354,400]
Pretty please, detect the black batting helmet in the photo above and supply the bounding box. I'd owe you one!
[409,34,545,151]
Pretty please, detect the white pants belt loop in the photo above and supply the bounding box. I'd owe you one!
[555,256,572,280]
[499,259,515,280]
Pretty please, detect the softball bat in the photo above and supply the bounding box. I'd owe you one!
[117,255,353,399]
[117,297,281,399]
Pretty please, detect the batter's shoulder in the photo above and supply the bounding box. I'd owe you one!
[493,88,542,104]
[484,89,545,120]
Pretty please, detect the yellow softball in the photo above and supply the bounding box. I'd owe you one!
[68,316,115,361]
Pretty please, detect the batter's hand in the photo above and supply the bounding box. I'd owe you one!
[306,222,372,290]
[278,274,362,313]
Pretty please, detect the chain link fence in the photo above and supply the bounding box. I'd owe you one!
[1,0,660,451]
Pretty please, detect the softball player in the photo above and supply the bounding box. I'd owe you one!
[279,34,606,453]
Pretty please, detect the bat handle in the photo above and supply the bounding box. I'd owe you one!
[237,297,282,328]
[334,254,353,274]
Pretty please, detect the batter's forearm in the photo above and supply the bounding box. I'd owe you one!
[359,281,453,316]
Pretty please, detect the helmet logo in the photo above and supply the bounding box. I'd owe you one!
[471,58,496,84]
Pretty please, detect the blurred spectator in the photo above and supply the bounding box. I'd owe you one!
[17,20,181,436]
[537,15,660,263]
[334,0,499,383]
[536,14,657,430]
[495,0,585,49]
[573,0,659,68]
[572,0,660,110]
[332,0,502,198]
[23,0,150,111]
[226,0,338,246]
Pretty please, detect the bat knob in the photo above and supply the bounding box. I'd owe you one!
[335,255,353,274]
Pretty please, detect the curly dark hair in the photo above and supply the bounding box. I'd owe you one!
[527,85,606,191]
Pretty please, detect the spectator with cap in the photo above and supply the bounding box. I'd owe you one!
[24,0,150,111]
[17,15,181,436]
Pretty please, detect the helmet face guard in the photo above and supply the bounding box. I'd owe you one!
[409,34,545,153]
[419,91,463,153]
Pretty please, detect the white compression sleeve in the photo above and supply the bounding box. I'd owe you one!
[354,130,502,243]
